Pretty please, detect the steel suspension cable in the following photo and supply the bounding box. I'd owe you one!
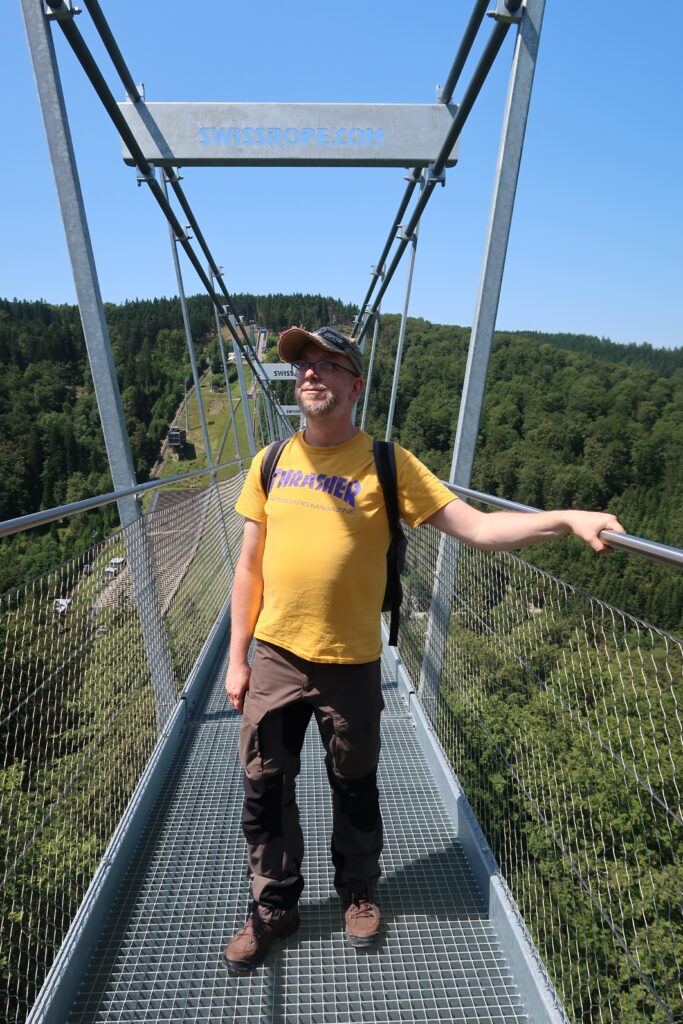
[355,20,509,347]
[78,0,142,102]
[350,174,420,337]
[431,23,509,181]
[45,0,291,441]
[58,0,235,317]
[352,0,496,340]
[46,3,251,359]
[438,0,491,104]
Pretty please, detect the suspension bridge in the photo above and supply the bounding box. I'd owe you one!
[2,2,682,1023]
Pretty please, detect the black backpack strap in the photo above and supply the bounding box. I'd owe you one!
[374,440,399,531]
[260,439,289,497]
[374,439,404,646]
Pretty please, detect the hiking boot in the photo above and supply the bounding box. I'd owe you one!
[221,902,300,973]
[343,893,382,948]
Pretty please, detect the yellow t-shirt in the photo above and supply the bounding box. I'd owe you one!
[235,430,455,663]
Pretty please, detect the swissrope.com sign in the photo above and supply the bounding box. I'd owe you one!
[118,102,458,167]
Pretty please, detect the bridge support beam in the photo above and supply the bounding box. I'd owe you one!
[21,0,177,731]
[385,177,423,441]
[360,301,382,430]
[420,0,547,698]
[162,171,216,483]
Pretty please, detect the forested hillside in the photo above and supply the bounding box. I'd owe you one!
[518,329,683,376]
[0,297,681,630]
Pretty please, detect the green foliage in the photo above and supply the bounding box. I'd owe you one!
[419,559,682,1024]
[224,292,357,331]
[0,574,159,1023]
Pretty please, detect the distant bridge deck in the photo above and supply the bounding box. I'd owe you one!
[64,646,535,1024]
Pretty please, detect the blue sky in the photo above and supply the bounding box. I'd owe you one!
[2,1,681,349]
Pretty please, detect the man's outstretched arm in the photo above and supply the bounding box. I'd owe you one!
[426,500,625,553]
[225,518,266,714]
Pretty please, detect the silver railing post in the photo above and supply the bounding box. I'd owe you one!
[360,297,382,431]
[161,186,233,573]
[351,307,369,426]
[419,0,547,700]
[210,268,242,462]
[229,315,257,457]
[261,373,276,444]
[20,0,176,730]
[245,332,264,445]
[249,327,275,443]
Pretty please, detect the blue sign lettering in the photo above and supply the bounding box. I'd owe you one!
[198,126,383,148]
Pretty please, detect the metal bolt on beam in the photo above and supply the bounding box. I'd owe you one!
[423,163,446,187]
[488,0,524,24]
[397,224,416,243]
[44,1,80,21]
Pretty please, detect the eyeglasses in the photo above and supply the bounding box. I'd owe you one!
[292,359,358,378]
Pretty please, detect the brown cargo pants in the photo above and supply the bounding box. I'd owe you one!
[238,640,384,911]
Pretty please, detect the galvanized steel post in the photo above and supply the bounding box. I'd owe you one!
[161,171,216,484]
[419,0,547,700]
[385,195,422,441]
[360,301,382,431]
[210,268,242,462]
[21,0,176,730]
[250,326,276,442]
[228,316,257,457]
[245,330,265,445]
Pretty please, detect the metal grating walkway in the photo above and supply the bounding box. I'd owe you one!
[67,650,530,1023]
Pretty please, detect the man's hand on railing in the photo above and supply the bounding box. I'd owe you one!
[225,661,251,715]
[560,510,626,553]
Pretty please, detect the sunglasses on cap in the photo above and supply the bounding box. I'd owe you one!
[314,327,353,350]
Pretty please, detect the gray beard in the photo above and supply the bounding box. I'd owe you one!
[296,389,339,418]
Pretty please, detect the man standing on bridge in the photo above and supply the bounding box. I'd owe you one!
[222,325,624,972]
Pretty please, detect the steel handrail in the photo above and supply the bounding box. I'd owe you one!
[2,467,681,571]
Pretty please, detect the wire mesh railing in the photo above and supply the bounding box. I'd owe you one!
[0,476,243,1024]
[397,522,682,1024]
[2,470,681,1023]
